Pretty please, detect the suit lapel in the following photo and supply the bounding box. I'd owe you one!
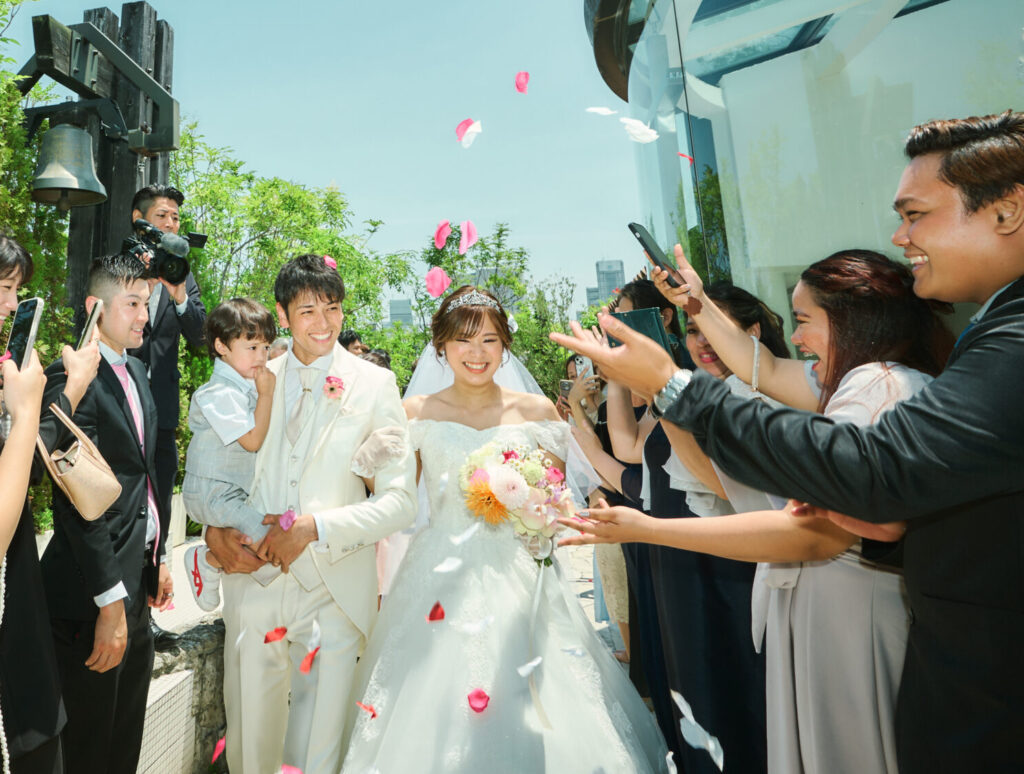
[97,359,144,453]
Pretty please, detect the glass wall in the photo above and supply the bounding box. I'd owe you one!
[623,0,1023,337]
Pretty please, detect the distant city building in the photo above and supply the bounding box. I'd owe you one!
[595,260,624,300]
[389,298,413,327]
[585,287,600,307]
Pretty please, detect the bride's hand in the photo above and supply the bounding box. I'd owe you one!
[557,500,656,546]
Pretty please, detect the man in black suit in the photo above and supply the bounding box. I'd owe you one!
[553,111,1024,772]
[40,254,173,773]
[125,184,205,649]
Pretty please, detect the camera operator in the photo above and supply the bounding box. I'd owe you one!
[125,184,206,650]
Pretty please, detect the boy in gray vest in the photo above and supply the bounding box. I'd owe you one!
[182,297,278,609]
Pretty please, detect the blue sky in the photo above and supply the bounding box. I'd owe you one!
[6,0,645,312]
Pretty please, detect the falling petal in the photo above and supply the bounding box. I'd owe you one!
[450,521,480,546]
[515,71,530,93]
[467,688,490,713]
[561,646,585,657]
[235,628,247,649]
[460,120,482,148]
[427,601,446,622]
[434,557,463,573]
[264,626,288,643]
[678,152,694,165]
[433,220,451,250]
[212,737,226,763]
[299,646,321,674]
[453,615,494,635]
[666,751,677,774]
[586,107,618,116]
[279,509,296,531]
[356,701,378,719]
[620,117,659,143]
[458,220,478,255]
[281,767,303,774]
[425,266,452,298]
[671,690,725,771]
[323,254,337,269]
[516,656,542,677]
[309,620,322,651]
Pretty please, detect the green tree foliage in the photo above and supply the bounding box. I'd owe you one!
[674,166,730,284]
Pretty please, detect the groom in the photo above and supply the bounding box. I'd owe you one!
[205,254,416,773]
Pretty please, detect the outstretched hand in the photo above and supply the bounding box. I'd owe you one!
[549,315,678,400]
[557,499,657,547]
[790,501,907,542]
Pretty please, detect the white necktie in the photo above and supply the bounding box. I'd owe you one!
[287,367,318,445]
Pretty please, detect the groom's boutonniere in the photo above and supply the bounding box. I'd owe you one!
[323,375,345,400]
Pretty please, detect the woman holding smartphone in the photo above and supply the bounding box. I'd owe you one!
[0,235,99,773]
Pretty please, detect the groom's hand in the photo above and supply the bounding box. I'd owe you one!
[256,513,317,573]
[206,526,267,574]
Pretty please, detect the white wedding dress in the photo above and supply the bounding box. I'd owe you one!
[342,419,669,773]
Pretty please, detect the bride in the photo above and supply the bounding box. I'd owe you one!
[342,285,669,773]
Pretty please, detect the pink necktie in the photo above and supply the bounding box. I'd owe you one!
[111,361,160,565]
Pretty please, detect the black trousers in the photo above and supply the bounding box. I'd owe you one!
[51,590,154,774]
[154,426,178,537]
[12,736,63,774]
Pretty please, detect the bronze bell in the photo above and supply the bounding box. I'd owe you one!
[31,124,107,212]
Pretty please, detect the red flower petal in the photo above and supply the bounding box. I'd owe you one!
[678,152,694,165]
[455,118,474,142]
[264,626,288,643]
[433,220,452,250]
[426,266,452,297]
[0,351,10,364]
[212,736,226,763]
[299,646,320,674]
[468,688,490,713]
[427,601,445,622]
[356,700,378,719]
[515,71,530,94]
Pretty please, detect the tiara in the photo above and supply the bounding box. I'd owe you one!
[445,290,500,314]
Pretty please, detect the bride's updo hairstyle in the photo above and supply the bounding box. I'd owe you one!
[432,284,513,353]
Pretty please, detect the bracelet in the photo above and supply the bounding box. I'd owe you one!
[751,335,761,393]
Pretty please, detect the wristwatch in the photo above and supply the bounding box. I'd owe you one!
[650,369,691,418]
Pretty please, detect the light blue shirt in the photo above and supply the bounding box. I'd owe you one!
[195,359,258,445]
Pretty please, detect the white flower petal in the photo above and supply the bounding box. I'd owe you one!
[516,656,543,677]
[460,120,483,148]
[586,106,618,116]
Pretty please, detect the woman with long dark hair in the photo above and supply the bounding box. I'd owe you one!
[565,248,953,774]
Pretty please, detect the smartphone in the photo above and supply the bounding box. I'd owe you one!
[77,299,103,349]
[3,297,44,369]
[573,354,593,377]
[627,222,681,288]
[607,307,675,356]
[559,379,573,397]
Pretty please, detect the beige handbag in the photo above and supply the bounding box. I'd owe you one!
[36,402,121,522]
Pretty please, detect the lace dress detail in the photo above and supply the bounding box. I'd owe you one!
[342,420,668,773]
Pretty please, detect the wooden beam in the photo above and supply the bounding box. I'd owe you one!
[31,14,116,99]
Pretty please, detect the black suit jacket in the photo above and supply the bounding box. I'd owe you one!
[127,271,205,430]
[665,277,1024,772]
[39,356,164,621]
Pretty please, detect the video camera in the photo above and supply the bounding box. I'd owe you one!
[123,219,207,285]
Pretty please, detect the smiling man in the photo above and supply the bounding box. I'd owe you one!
[203,254,416,774]
[552,111,1024,772]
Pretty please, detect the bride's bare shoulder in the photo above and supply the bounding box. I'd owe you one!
[504,389,561,424]
[403,389,455,421]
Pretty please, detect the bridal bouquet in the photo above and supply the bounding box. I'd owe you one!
[460,441,575,564]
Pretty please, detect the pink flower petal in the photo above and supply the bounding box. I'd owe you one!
[678,152,694,165]
[165,602,175,611]
[515,71,530,94]
[545,467,564,484]
[469,468,489,485]
[299,646,320,674]
[468,688,490,713]
[323,254,337,269]
[264,626,288,643]
[434,220,452,250]
[212,737,226,763]
[455,118,474,142]
[459,120,482,148]
[281,767,303,774]
[427,601,445,622]
[356,700,378,719]
[458,220,478,255]
[425,266,452,298]
[0,351,10,365]
[280,509,296,531]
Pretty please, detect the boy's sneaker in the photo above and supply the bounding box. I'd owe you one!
[184,544,222,612]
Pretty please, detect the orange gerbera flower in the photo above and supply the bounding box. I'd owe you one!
[465,481,508,525]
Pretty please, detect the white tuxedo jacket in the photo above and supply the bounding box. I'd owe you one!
[250,343,416,637]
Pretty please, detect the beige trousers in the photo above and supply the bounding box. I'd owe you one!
[222,571,363,774]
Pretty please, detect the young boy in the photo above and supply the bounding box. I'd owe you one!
[182,297,278,610]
